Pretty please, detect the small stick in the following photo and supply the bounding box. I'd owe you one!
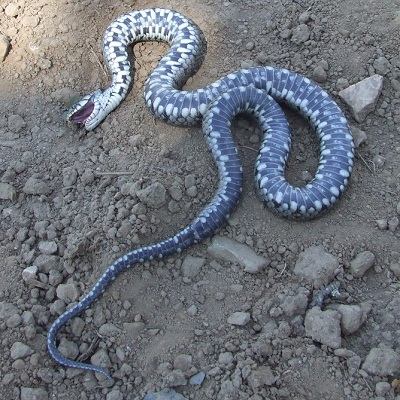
[94,171,135,177]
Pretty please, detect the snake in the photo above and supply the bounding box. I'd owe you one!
[47,8,354,380]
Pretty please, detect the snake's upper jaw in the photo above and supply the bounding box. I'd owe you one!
[69,97,95,125]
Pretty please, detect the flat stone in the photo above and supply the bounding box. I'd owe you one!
[291,24,310,44]
[227,311,251,326]
[294,245,339,287]
[98,323,121,336]
[362,347,400,376]
[56,283,79,303]
[136,182,166,209]
[350,250,375,278]
[181,255,205,278]
[305,308,342,349]
[5,3,19,17]
[143,389,187,400]
[189,371,205,385]
[207,236,270,273]
[23,177,52,195]
[38,241,58,255]
[337,304,370,335]
[10,342,34,359]
[21,387,49,400]
[339,75,384,122]
[0,182,16,200]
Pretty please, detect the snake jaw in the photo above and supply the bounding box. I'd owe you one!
[66,89,105,130]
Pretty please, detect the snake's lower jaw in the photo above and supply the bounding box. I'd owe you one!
[68,99,95,125]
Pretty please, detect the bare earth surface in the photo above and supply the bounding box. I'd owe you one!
[1,0,400,399]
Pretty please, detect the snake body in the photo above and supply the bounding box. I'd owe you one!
[48,8,354,379]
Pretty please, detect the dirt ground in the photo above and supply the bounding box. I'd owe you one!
[1,0,400,399]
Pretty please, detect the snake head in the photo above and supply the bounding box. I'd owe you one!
[66,89,105,131]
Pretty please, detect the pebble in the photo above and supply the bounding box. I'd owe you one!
[350,126,367,147]
[388,216,399,232]
[373,56,391,75]
[0,33,10,61]
[5,3,19,17]
[207,235,270,273]
[23,177,52,195]
[291,24,310,44]
[56,283,79,303]
[8,114,26,133]
[294,245,339,287]
[337,304,370,335]
[247,366,278,388]
[91,348,112,370]
[62,167,78,187]
[181,255,205,278]
[280,292,308,317]
[166,370,187,387]
[349,250,375,278]
[227,311,250,326]
[10,342,34,360]
[136,182,166,208]
[362,347,400,376]
[0,302,18,320]
[338,75,384,123]
[173,354,192,372]
[305,308,342,348]
[98,323,121,336]
[312,65,327,83]
[22,265,38,283]
[0,182,17,201]
[21,387,49,400]
[389,263,400,279]
[375,381,392,396]
[376,219,388,230]
[38,241,58,255]
[143,389,187,400]
[189,371,205,385]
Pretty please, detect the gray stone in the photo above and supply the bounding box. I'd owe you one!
[376,219,388,230]
[62,167,78,187]
[388,217,399,232]
[10,342,34,359]
[227,312,251,326]
[189,371,205,385]
[281,292,309,317]
[143,389,187,400]
[389,263,400,279]
[247,366,278,388]
[375,381,392,396]
[181,255,205,278]
[8,114,26,133]
[98,323,121,336]
[294,245,339,287]
[373,56,391,75]
[0,182,16,200]
[21,387,48,400]
[350,250,375,278]
[38,241,58,255]
[0,34,10,61]
[362,347,400,376]
[337,304,369,335]
[4,3,19,17]
[305,308,342,349]
[291,24,310,44]
[91,348,112,369]
[137,182,166,208]
[166,370,187,387]
[312,65,327,83]
[23,177,52,195]
[58,337,79,360]
[56,283,79,303]
[338,75,384,123]
[22,265,38,283]
[351,126,367,148]
[208,235,270,273]
[173,354,192,372]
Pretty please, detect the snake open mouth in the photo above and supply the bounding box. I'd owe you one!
[69,99,95,124]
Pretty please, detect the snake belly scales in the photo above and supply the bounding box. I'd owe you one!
[47,8,354,379]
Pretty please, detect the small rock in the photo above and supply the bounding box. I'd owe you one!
[189,372,205,385]
[376,219,388,230]
[337,304,369,335]
[247,366,278,388]
[8,114,26,133]
[21,387,49,400]
[0,302,19,319]
[36,58,52,69]
[123,322,146,333]
[181,255,205,278]
[22,265,38,283]
[38,241,58,255]
[0,33,10,61]
[227,311,250,326]
[91,348,112,370]
[173,354,192,372]
[98,323,121,336]
[58,337,79,360]
[10,342,34,360]
[0,182,17,201]
[389,263,400,279]
[143,389,187,400]
[338,75,384,123]
[166,370,187,387]
[23,177,52,195]
[186,305,197,315]
[137,182,166,208]
[22,15,40,27]
[245,41,255,51]
[305,308,342,349]
[62,167,78,187]
[396,202,400,215]
[81,169,95,185]
[106,389,124,400]
[375,381,392,396]
[351,126,367,148]
[56,283,79,303]
[373,56,391,75]
[5,3,19,17]
[362,347,400,376]
[294,245,339,287]
[350,250,375,278]
[291,24,310,44]
[207,236,270,273]
[388,217,399,232]
[281,292,308,317]
[312,65,327,83]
